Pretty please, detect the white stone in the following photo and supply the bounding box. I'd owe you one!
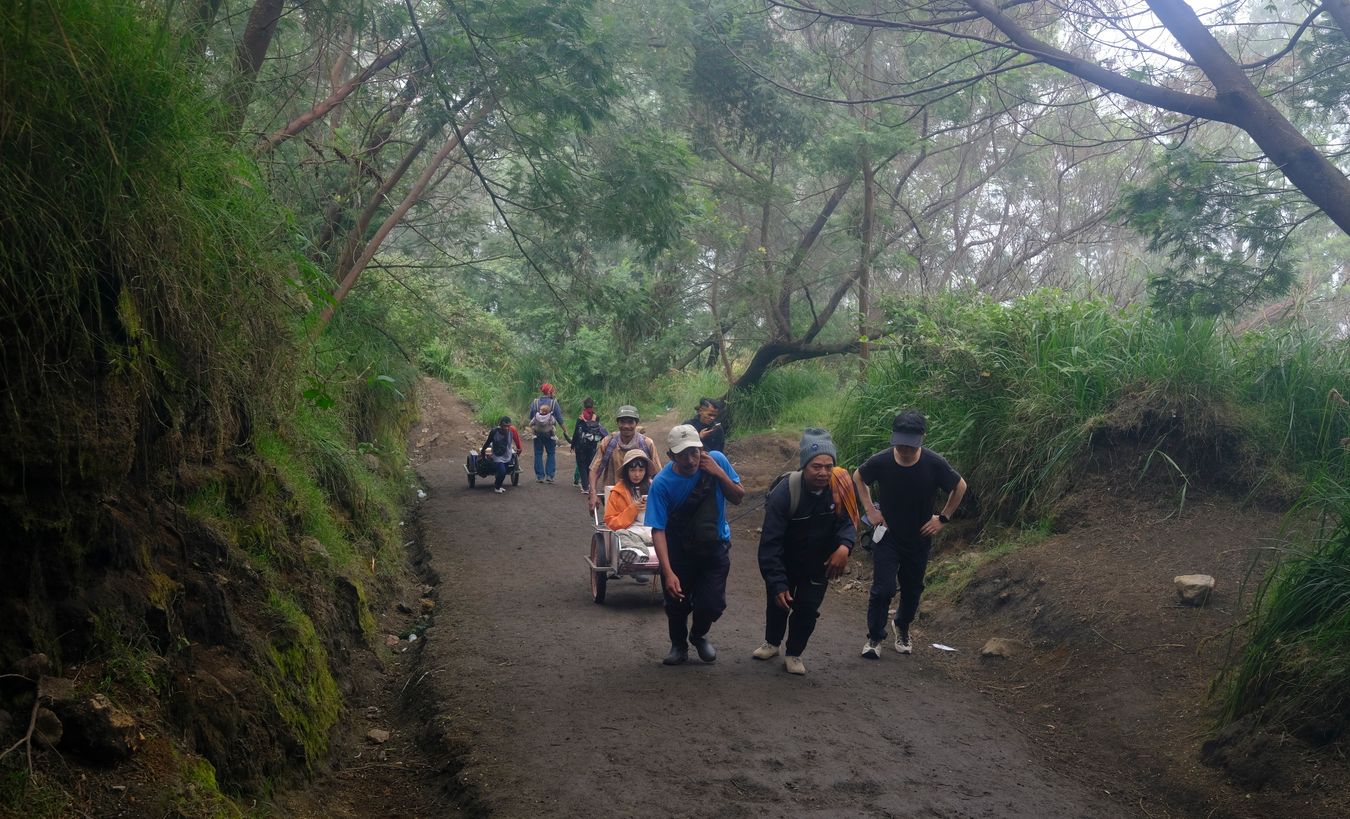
[1174,574,1215,606]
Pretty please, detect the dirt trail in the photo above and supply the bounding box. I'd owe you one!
[407,380,1126,818]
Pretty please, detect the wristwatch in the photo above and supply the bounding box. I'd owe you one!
[938,514,950,524]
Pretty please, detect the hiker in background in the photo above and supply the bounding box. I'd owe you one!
[570,397,607,493]
[587,405,662,511]
[527,383,566,483]
[686,397,726,453]
[646,424,745,666]
[604,449,656,583]
[754,428,858,675]
[479,416,523,495]
[853,410,967,659]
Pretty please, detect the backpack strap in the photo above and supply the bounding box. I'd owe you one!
[788,470,802,517]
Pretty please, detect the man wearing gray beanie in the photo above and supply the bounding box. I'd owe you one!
[754,428,856,674]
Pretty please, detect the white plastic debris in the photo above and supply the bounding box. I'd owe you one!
[931,643,958,652]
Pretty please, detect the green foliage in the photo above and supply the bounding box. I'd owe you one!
[726,362,848,436]
[260,593,342,767]
[685,3,816,152]
[0,768,69,818]
[1219,480,1350,741]
[0,0,296,474]
[834,291,1346,521]
[1117,149,1297,317]
[255,432,355,569]
[155,755,242,819]
[91,610,164,696]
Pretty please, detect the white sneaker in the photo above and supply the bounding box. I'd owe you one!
[751,643,779,660]
[784,656,806,675]
[892,622,912,654]
[861,640,882,660]
[494,487,506,494]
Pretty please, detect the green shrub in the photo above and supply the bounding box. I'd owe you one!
[1219,481,1350,740]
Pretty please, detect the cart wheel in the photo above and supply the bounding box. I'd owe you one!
[511,471,520,486]
[589,534,607,604]
[467,473,476,488]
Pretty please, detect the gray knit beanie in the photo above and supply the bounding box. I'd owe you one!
[799,428,837,468]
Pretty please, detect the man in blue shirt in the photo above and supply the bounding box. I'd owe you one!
[647,424,745,665]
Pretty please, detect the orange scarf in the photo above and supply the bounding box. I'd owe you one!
[829,466,861,530]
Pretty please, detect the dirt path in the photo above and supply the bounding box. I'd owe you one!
[408,380,1127,818]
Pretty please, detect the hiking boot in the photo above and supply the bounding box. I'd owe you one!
[689,636,717,663]
[751,643,780,661]
[892,621,913,654]
[861,640,882,660]
[662,644,688,665]
[784,656,806,675]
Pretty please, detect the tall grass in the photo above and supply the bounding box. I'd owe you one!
[833,292,1346,521]
[1219,477,1350,740]
[723,362,849,436]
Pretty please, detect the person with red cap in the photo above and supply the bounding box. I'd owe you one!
[527,383,566,483]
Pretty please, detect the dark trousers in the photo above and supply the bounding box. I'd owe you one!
[764,569,829,656]
[574,445,597,490]
[866,536,931,641]
[661,540,731,646]
[493,461,508,489]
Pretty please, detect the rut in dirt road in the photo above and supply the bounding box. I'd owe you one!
[411,381,1126,818]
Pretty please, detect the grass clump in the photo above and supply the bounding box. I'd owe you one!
[0,768,69,818]
[924,524,1051,600]
[1218,408,1350,742]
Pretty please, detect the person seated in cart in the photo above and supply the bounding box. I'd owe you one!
[479,416,523,494]
[603,449,656,583]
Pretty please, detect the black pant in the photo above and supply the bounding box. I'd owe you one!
[764,568,829,656]
[866,535,931,641]
[661,540,730,646]
[575,445,597,490]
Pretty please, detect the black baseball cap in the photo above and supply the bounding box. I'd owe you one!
[889,410,926,447]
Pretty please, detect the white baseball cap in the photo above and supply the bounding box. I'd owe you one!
[667,424,704,454]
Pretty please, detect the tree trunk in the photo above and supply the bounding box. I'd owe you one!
[329,130,431,277]
[254,43,409,155]
[221,0,284,134]
[186,0,223,57]
[857,32,875,379]
[318,101,495,328]
[1142,0,1350,237]
[732,339,864,391]
[963,0,1350,239]
[314,75,424,256]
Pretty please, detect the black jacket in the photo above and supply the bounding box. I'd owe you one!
[757,478,856,595]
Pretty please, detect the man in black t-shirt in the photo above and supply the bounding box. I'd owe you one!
[852,410,967,658]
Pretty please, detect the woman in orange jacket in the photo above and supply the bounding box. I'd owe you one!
[604,449,655,582]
